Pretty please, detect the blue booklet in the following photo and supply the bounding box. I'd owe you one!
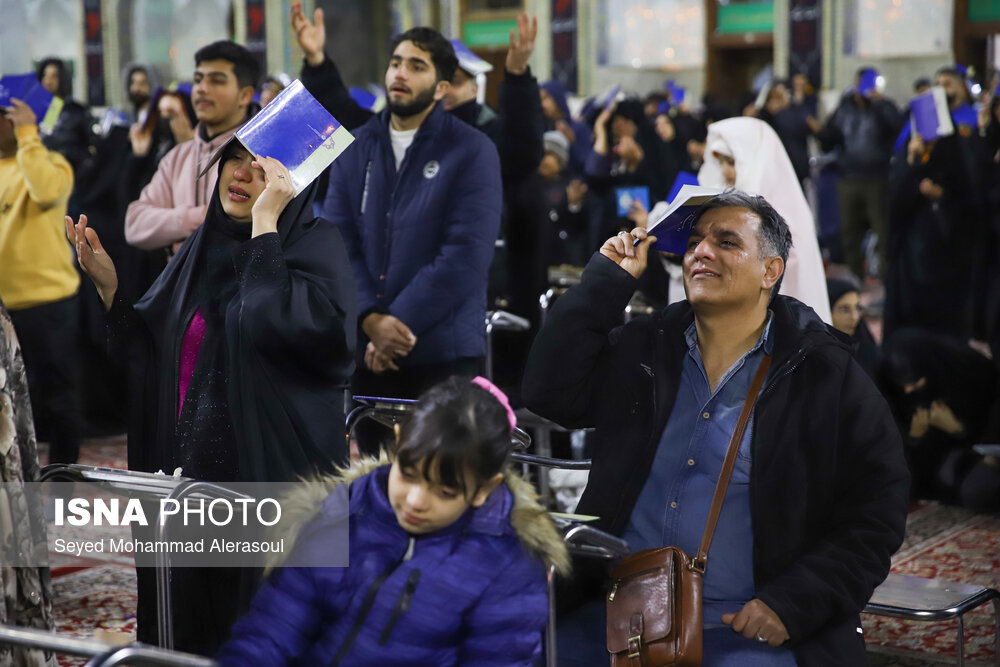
[664,80,685,105]
[603,84,621,111]
[0,73,65,133]
[910,86,954,141]
[199,79,355,196]
[666,171,699,204]
[645,184,725,254]
[349,86,377,112]
[450,39,494,76]
[857,69,881,96]
[615,186,649,217]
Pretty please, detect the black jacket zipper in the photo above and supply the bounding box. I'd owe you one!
[377,568,422,645]
[329,537,415,665]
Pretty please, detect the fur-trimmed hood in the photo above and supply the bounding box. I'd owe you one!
[267,456,570,576]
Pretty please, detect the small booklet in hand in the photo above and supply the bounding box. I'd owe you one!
[910,86,955,141]
[0,73,65,133]
[644,184,726,254]
[615,186,649,217]
[199,79,355,195]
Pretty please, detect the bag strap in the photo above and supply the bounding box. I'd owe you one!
[691,353,772,573]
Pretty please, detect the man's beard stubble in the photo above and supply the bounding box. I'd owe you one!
[386,85,437,118]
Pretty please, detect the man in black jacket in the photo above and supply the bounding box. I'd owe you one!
[523,191,909,665]
[817,67,903,280]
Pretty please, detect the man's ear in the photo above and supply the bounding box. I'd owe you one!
[434,79,451,101]
[237,85,255,108]
[470,473,504,508]
[762,256,784,291]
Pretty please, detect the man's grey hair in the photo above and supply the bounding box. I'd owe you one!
[689,190,793,298]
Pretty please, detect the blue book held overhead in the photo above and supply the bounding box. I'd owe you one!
[199,79,354,196]
[0,73,64,134]
[615,186,649,217]
[910,86,954,141]
[644,184,725,254]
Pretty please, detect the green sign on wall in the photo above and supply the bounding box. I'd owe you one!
[462,19,518,47]
[969,0,1000,22]
[716,1,775,34]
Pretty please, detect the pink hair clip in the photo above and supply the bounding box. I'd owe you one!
[471,376,517,432]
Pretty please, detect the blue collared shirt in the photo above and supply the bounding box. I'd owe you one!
[623,312,774,627]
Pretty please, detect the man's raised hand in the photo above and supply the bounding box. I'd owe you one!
[291,1,326,67]
[599,227,656,279]
[506,13,538,75]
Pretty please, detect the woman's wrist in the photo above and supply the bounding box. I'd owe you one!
[251,214,279,238]
[99,287,118,312]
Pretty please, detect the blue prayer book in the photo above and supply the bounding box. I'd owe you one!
[666,171,699,204]
[857,69,882,96]
[910,86,954,141]
[0,73,65,133]
[450,39,494,75]
[615,186,649,217]
[645,184,725,254]
[349,86,377,112]
[603,84,622,111]
[200,79,354,196]
[664,80,685,105]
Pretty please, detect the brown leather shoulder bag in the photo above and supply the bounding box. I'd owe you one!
[606,354,772,667]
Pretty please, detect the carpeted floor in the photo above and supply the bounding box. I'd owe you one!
[863,501,1000,665]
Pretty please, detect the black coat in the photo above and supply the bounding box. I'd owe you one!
[522,254,909,666]
[109,178,356,483]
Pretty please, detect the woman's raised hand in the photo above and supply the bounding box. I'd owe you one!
[65,214,118,311]
[250,156,296,237]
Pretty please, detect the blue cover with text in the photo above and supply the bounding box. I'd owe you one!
[0,73,64,132]
[200,79,355,196]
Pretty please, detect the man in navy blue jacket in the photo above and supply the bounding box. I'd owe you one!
[322,27,502,439]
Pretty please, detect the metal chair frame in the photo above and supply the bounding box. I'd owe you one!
[39,464,252,651]
[864,573,1000,666]
[0,623,216,666]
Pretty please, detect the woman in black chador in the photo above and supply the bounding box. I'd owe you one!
[67,141,356,654]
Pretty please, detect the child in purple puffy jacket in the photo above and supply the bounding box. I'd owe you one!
[217,376,570,666]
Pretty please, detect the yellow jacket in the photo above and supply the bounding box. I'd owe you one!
[0,125,79,310]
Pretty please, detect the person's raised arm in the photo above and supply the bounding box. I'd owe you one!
[232,158,355,365]
[292,1,372,130]
[8,100,73,207]
[522,227,653,427]
[496,13,544,180]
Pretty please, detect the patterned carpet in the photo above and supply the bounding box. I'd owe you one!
[863,501,1000,665]
[51,565,137,667]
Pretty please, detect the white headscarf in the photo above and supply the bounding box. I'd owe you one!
[698,117,831,323]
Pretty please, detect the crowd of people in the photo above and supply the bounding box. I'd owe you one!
[0,3,999,664]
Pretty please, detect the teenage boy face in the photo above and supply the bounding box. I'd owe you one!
[192,59,252,127]
[385,40,447,117]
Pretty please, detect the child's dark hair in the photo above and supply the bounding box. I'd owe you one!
[394,377,511,496]
[390,27,458,84]
[195,40,261,91]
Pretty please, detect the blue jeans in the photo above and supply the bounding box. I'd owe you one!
[556,600,797,666]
